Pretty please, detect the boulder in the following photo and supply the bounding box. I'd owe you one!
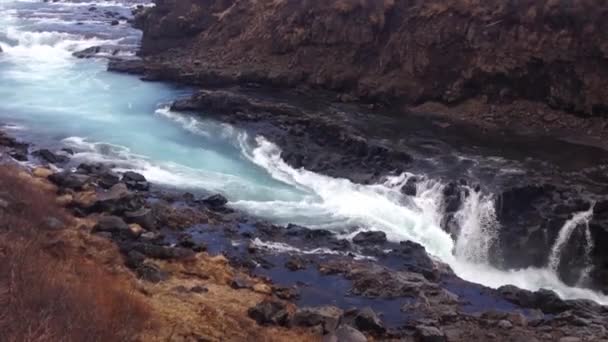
[49,172,90,190]
[285,256,307,271]
[72,46,101,58]
[136,262,168,283]
[33,149,69,164]
[122,171,150,191]
[415,325,446,342]
[352,231,387,245]
[123,207,155,230]
[94,183,143,214]
[323,325,367,342]
[201,194,228,208]
[291,306,343,333]
[343,307,385,335]
[93,215,129,233]
[247,300,290,326]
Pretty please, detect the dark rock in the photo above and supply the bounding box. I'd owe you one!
[415,325,446,342]
[291,306,343,334]
[49,172,90,190]
[111,19,119,26]
[72,46,101,58]
[231,275,254,290]
[190,285,208,293]
[273,286,300,301]
[343,307,385,335]
[33,149,69,164]
[136,262,168,283]
[132,243,195,260]
[94,183,144,214]
[98,171,120,189]
[125,250,146,269]
[352,231,387,245]
[122,171,150,191]
[323,325,367,342]
[247,300,289,326]
[107,59,146,74]
[285,256,307,271]
[402,177,418,196]
[123,207,155,230]
[201,194,228,208]
[93,215,129,233]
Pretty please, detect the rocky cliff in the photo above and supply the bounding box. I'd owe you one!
[134,0,608,116]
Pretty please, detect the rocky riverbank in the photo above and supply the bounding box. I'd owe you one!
[2,125,608,341]
[124,0,608,149]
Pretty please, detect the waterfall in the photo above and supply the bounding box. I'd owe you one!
[453,189,500,263]
[547,207,594,273]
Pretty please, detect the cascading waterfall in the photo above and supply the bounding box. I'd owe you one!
[454,189,499,263]
[547,208,594,272]
[1,0,608,305]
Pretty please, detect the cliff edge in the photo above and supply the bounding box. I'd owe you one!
[135,0,608,117]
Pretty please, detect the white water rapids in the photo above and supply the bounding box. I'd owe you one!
[1,0,607,304]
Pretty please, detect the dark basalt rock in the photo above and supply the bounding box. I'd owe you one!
[247,300,290,326]
[49,172,90,190]
[352,231,387,245]
[343,307,386,335]
[122,171,149,191]
[33,149,69,164]
[123,207,155,230]
[201,194,228,208]
[93,183,144,214]
[107,59,146,75]
[129,243,195,260]
[136,262,168,283]
[291,306,343,334]
[73,46,101,58]
[93,215,129,233]
[285,256,307,271]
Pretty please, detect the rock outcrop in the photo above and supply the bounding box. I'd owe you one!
[135,0,608,116]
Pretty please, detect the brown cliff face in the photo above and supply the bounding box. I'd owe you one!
[136,0,608,116]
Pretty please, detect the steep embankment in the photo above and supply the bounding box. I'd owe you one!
[134,0,608,117]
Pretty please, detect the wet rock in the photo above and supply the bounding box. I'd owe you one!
[122,171,149,191]
[49,172,90,190]
[107,59,146,74]
[73,46,101,58]
[415,325,446,342]
[402,177,418,196]
[390,240,439,281]
[323,325,367,342]
[285,256,307,271]
[111,19,119,26]
[98,171,120,189]
[94,183,144,214]
[352,231,387,245]
[291,306,343,333]
[285,224,333,241]
[33,149,69,164]
[247,300,289,326]
[273,286,300,301]
[123,207,155,230]
[93,215,129,233]
[136,262,168,283]
[343,307,385,335]
[201,194,228,208]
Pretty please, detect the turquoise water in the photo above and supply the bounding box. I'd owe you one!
[1,0,607,303]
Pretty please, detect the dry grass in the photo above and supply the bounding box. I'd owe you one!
[0,166,149,342]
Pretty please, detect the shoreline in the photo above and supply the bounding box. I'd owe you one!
[1,118,608,340]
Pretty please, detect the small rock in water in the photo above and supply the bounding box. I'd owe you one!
[34,149,69,164]
[201,194,228,208]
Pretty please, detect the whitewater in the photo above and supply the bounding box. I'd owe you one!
[1,0,607,304]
